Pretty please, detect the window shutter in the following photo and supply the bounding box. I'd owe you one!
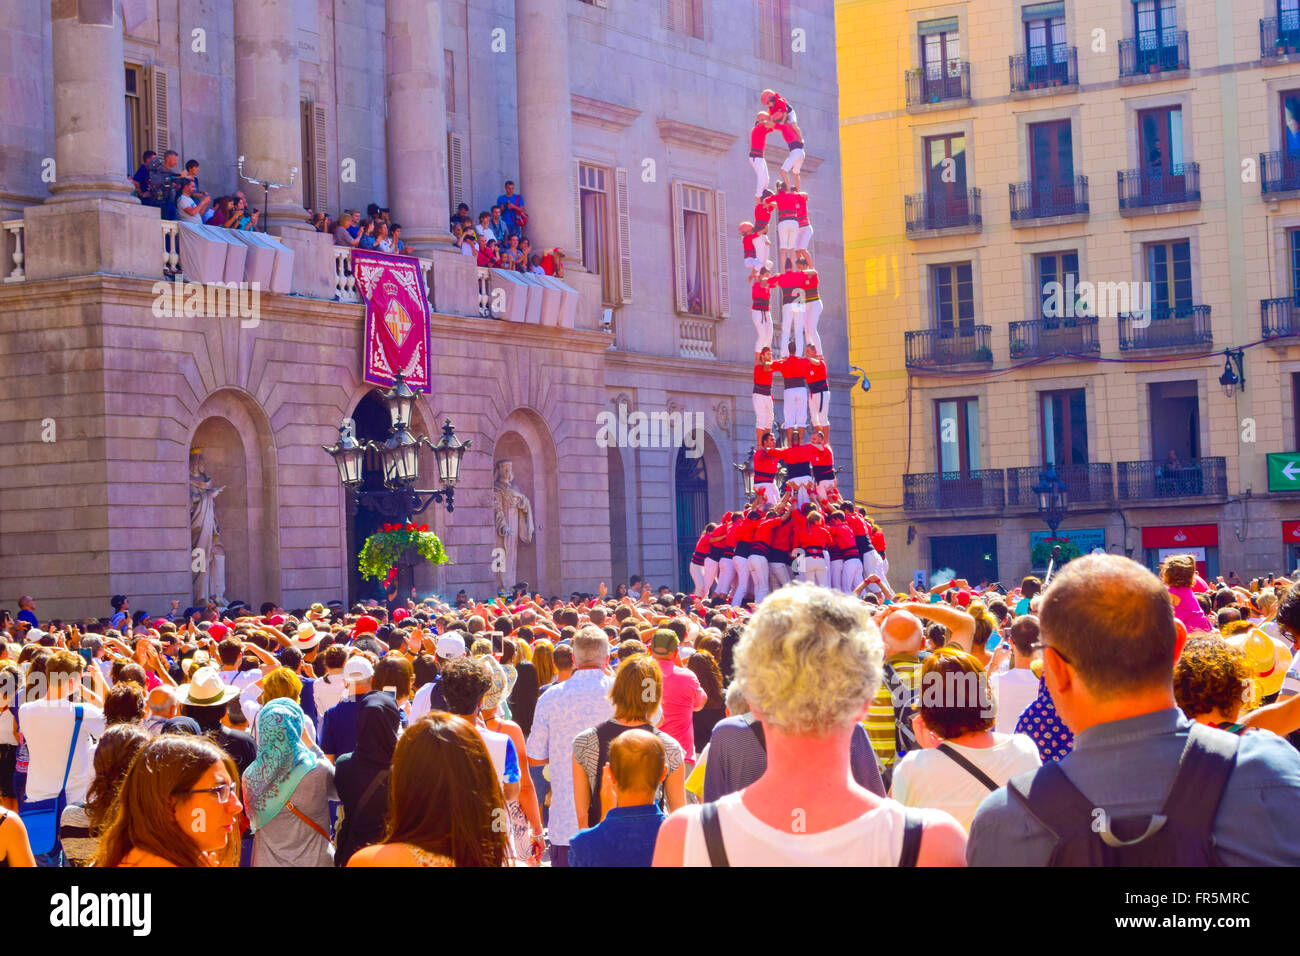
[151,65,170,153]
[572,158,584,262]
[715,188,730,318]
[672,180,688,313]
[448,131,465,213]
[665,0,681,32]
[312,103,329,215]
[616,166,632,304]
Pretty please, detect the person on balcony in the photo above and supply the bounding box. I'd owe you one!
[333,211,359,248]
[356,218,378,250]
[488,206,509,244]
[176,179,212,225]
[501,235,526,271]
[478,238,502,269]
[459,231,479,258]
[450,202,471,236]
[374,222,394,254]
[541,248,566,278]
[475,211,494,244]
[496,181,527,238]
[391,224,406,255]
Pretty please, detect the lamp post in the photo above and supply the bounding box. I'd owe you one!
[1032,464,1068,536]
[733,446,756,502]
[1219,348,1245,398]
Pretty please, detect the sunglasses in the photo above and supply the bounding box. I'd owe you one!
[178,781,238,803]
[1031,640,1072,664]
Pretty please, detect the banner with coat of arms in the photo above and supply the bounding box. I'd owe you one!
[352,249,432,393]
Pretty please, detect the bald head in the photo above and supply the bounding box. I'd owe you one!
[879,609,924,657]
[148,685,179,718]
[608,728,667,794]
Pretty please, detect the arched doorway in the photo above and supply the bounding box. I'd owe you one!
[674,445,709,591]
[346,391,392,606]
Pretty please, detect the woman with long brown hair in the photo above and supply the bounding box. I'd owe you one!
[60,723,151,865]
[94,735,242,867]
[686,649,726,750]
[348,712,510,867]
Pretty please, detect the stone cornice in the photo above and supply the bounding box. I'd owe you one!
[571,94,642,131]
[655,119,738,156]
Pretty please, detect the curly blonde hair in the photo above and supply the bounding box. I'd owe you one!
[732,584,882,735]
[1160,553,1197,589]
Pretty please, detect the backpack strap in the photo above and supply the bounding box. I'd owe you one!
[936,743,1000,791]
[897,807,925,867]
[58,704,84,802]
[699,801,730,868]
[1158,722,1239,841]
[1006,761,1099,844]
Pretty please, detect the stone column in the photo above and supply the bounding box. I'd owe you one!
[47,0,135,203]
[385,0,453,253]
[516,0,577,257]
[234,0,309,231]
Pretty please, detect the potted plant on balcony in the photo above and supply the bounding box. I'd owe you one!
[972,345,993,362]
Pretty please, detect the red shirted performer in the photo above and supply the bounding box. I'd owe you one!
[806,346,829,440]
[771,353,811,446]
[748,112,774,198]
[753,347,776,448]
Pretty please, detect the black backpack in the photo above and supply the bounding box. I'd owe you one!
[1007,722,1239,866]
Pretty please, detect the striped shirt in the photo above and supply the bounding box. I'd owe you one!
[864,657,921,772]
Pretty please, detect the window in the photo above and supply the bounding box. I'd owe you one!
[1135,0,1177,49]
[1036,251,1080,321]
[923,133,968,227]
[1024,2,1067,69]
[936,398,980,472]
[445,50,455,114]
[672,181,728,317]
[931,262,974,333]
[920,17,960,74]
[578,163,613,303]
[1029,120,1073,187]
[1149,380,1200,461]
[124,64,144,173]
[667,0,704,38]
[1285,0,1300,30]
[1040,389,1088,465]
[1294,372,1300,449]
[1139,106,1184,174]
[1290,229,1300,300]
[1145,240,1192,312]
[757,0,792,65]
[300,101,329,216]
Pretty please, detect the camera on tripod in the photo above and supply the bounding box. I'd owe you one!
[145,157,183,203]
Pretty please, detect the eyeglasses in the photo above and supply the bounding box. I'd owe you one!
[177,781,238,803]
[1031,641,1072,665]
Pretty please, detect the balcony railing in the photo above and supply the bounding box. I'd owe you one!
[1118,31,1189,76]
[1009,47,1077,91]
[905,60,971,107]
[2,220,25,282]
[1261,16,1300,58]
[1117,457,1227,501]
[1009,176,1089,220]
[904,470,1005,512]
[1006,463,1114,507]
[1118,304,1212,351]
[1008,316,1099,359]
[1262,296,1300,338]
[679,318,717,359]
[1117,163,1200,209]
[1260,150,1300,194]
[905,189,982,233]
[905,325,993,367]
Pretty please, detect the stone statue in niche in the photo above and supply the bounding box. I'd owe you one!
[493,459,534,589]
[189,448,228,605]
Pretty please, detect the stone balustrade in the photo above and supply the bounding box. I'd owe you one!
[2,220,24,282]
[161,221,181,276]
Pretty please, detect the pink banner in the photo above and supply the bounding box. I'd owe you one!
[352,249,432,393]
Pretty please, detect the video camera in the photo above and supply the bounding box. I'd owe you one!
[144,156,183,203]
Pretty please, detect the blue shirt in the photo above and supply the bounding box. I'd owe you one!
[570,803,666,868]
[969,708,1300,866]
[320,693,371,757]
[496,193,524,232]
[17,609,38,627]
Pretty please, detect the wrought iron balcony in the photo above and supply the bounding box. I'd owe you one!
[1009,47,1077,92]
[1261,16,1300,58]
[1117,457,1227,501]
[1008,316,1099,359]
[906,60,971,107]
[1117,163,1200,210]
[1262,296,1300,339]
[1006,463,1114,507]
[1260,150,1300,194]
[905,189,982,233]
[904,470,1005,513]
[1118,31,1189,76]
[1009,176,1089,221]
[1118,304,1212,351]
[905,325,993,367]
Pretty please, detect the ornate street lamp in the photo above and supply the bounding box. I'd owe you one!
[1032,464,1068,536]
[322,425,365,489]
[1219,348,1245,398]
[733,446,756,500]
[431,419,468,488]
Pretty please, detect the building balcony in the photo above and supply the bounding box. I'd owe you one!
[1116,457,1228,502]
[1009,48,1078,94]
[1008,316,1099,359]
[1009,176,1089,224]
[1118,304,1212,352]
[905,61,971,110]
[1117,164,1200,214]
[1262,296,1300,339]
[905,325,993,368]
[904,189,982,237]
[904,470,1005,514]
[1118,32,1189,78]
[1260,150,1300,196]
[1261,16,1300,59]
[1006,463,1114,508]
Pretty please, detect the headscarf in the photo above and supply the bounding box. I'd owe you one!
[334,694,401,864]
[480,656,509,713]
[243,698,321,829]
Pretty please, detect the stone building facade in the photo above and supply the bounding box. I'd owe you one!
[0,0,850,618]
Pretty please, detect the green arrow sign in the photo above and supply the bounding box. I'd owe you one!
[1268,452,1300,492]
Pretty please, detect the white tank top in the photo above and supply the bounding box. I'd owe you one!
[682,791,948,867]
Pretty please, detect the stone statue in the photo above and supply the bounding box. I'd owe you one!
[493,459,534,589]
[189,449,228,605]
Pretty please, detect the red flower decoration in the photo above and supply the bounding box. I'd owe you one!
[418,524,429,533]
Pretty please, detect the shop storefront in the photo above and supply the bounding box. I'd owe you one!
[1141,524,1219,580]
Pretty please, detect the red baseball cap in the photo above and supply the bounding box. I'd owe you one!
[208,622,230,641]
[955,590,972,608]
[393,608,410,623]
[351,615,380,639]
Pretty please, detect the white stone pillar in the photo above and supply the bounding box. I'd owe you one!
[47,0,135,203]
[516,0,577,256]
[234,0,309,230]
[385,0,453,253]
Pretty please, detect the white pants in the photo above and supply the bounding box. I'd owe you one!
[752,309,773,352]
[782,147,806,175]
[754,233,770,268]
[863,550,887,595]
[816,477,837,500]
[799,554,828,586]
[752,392,774,432]
[730,554,751,606]
[830,558,844,592]
[699,557,719,597]
[803,298,824,356]
[754,481,777,507]
[770,560,793,587]
[787,475,814,507]
[744,256,761,274]
[783,387,808,429]
[796,224,813,249]
[842,557,865,595]
[809,389,830,429]
[782,301,805,357]
[747,554,771,604]
[777,220,798,253]
[716,556,736,598]
[689,563,707,598]
[749,155,770,197]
